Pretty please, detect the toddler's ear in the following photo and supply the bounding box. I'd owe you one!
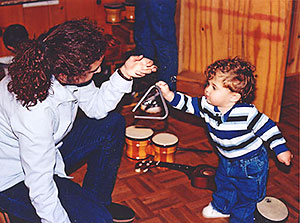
[230,92,241,103]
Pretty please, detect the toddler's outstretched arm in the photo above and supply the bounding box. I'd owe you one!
[156,81,175,102]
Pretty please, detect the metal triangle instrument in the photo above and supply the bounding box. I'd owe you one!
[132,85,169,120]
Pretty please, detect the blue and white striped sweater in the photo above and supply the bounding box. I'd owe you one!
[170,92,288,158]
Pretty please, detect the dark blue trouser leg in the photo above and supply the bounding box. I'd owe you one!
[0,112,125,223]
[134,0,155,60]
[134,0,178,91]
[148,0,178,91]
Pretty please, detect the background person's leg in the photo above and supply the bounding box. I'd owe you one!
[149,0,178,91]
[134,0,155,60]
[133,0,157,91]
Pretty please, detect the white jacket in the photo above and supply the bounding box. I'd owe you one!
[0,71,132,223]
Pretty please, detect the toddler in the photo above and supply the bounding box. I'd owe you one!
[156,57,292,223]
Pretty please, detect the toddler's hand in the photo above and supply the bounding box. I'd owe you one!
[277,150,293,166]
[120,55,157,79]
[156,81,174,102]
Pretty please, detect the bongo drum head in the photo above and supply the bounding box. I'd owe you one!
[152,133,178,148]
[125,126,154,140]
[256,196,288,222]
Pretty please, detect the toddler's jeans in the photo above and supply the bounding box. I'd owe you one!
[212,146,268,223]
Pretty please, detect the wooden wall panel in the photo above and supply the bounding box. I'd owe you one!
[0,4,24,56]
[23,5,50,38]
[0,0,123,57]
[286,0,300,77]
[0,4,24,25]
[178,0,293,121]
[64,0,95,20]
[48,0,66,28]
[94,0,114,34]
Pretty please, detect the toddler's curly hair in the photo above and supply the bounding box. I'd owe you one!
[204,57,256,103]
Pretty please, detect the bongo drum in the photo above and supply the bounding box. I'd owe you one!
[104,3,123,23]
[254,196,289,222]
[151,133,178,163]
[125,126,154,160]
[124,1,135,22]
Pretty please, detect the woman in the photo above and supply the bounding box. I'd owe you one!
[0,18,156,223]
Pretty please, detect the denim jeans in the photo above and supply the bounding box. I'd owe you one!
[0,112,125,223]
[134,0,178,91]
[212,147,268,223]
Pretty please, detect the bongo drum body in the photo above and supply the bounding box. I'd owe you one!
[124,2,135,22]
[125,126,154,160]
[152,133,178,163]
[104,3,123,23]
[254,196,289,223]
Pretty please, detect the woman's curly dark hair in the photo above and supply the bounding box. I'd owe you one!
[8,18,108,108]
[204,57,257,103]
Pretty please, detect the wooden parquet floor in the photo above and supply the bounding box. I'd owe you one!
[71,75,299,223]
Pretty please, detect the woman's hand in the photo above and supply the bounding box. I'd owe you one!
[120,55,157,80]
[156,81,174,102]
[277,150,293,166]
